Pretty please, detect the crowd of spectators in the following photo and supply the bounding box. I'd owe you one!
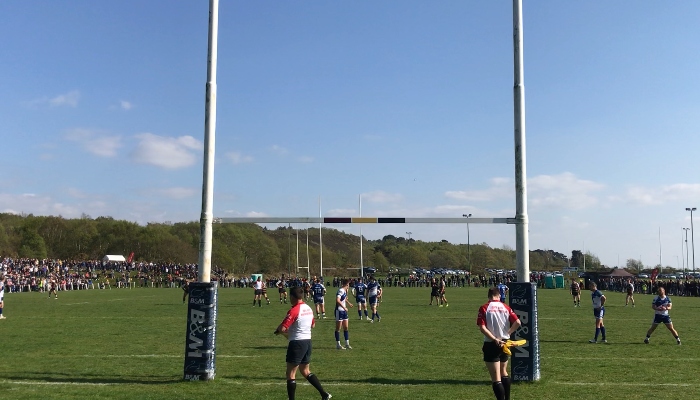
[3,257,699,298]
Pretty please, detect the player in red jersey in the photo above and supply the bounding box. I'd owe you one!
[476,287,522,400]
[275,286,332,400]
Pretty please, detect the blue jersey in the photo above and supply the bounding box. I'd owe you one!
[311,282,325,298]
[591,289,604,309]
[497,283,508,301]
[354,282,367,299]
[652,295,671,315]
[367,281,381,297]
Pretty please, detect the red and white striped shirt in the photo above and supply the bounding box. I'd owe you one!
[476,300,519,342]
[280,302,315,341]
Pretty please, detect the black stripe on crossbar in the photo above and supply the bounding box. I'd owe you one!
[378,218,405,223]
[324,217,352,223]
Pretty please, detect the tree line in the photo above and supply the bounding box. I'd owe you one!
[0,213,612,275]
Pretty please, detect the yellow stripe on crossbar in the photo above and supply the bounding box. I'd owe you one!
[352,217,377,223]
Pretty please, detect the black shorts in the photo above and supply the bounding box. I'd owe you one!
[571,291,579,296]
[482,341,509,363]
[286,339,312,365]
[254,289,262,296]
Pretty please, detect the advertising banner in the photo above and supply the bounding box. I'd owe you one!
[507,282,540,382]
[183,282,218,381]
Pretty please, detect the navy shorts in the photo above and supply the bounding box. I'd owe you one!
[335,309,348,321]
[286,339,312,365]
[593,307,605,319]
[653,314,672,324]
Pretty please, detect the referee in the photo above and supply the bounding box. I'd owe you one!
[476,287,522,400]
[275,286,332,400]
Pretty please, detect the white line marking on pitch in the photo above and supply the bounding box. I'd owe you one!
[554,382,691,387]
[550,356,700,361]
[78,354,259,358]
[2,380,115,386]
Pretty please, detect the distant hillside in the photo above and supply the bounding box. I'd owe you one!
[0,212,594,276]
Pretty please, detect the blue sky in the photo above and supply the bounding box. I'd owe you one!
[2,1,700,270]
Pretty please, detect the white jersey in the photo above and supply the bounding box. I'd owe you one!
[477,300,519,342]
[367,281,380,297]
[280,302,315,341]
[336,287,348,310]
[0,280,4,300]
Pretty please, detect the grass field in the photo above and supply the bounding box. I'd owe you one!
[1,285,699,400]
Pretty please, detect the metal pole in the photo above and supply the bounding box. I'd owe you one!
[513,0,529,282]
[197,0,219,283]
[681,228,686,273]
[462,214,472,273]
[688,208,696,273]
[359,195,363,278]
[319,196,323,279]
[287,224,291,276]
[658,227,662,268]
[406,232,412,269]
[684,227,690,275]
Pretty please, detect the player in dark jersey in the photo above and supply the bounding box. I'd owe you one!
[366,276,382,322]
[278,278,288,304]
[570,279,581,307]
[48,276,58,299]
[353,278,368,320]
[302,279,311,301]
[497,282,509,303]
[311,278,327,319]
[429,278,439,305]
[589,282,607,343]
[182,279,190,304]
[644,286,680,345]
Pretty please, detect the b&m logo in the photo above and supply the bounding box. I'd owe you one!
[510,284,527,299]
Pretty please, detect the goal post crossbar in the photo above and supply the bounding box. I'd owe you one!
[215,217,513,224]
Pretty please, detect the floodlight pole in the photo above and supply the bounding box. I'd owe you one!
[184,0,218,381]
[513,0,530,283]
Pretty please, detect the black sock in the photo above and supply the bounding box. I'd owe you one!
[306,373,326,395]
[502,376,511,400]
[287,379,296,400]
[492,381,505,400]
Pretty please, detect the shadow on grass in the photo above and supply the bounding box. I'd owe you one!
[353,377,486,386]
[224,374,485,386]
[3,372,181,385]
[540,339,583,343]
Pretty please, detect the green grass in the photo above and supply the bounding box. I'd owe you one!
[1,286,699,399]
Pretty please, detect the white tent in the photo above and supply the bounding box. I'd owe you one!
[103,255,126,262]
